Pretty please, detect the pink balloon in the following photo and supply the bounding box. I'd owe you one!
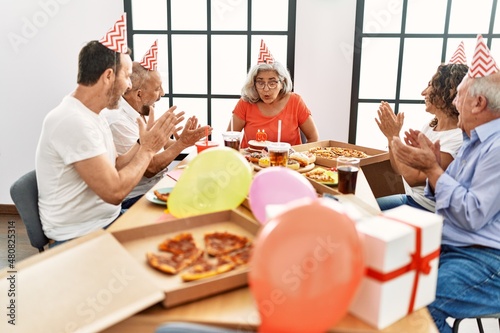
[249,198,365,333]
[249,167,317,224]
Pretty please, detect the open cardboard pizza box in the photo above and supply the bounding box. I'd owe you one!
[111,209,259,308]
[0,229,163,333]
[0,209,259,333]
[292,140,404,198]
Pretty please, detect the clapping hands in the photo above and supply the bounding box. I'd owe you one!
[137,106,177,153]
[391,132,442,173]
[178,116,212,148]
[375,101,404,140]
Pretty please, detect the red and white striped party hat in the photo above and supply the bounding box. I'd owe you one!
[140,40,158,71]
[257,39,274,64]
[468,34,499,78]
[99,13,128,54]
[448,41,467,65]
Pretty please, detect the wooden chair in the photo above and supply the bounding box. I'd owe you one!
[10,170,49,252]
[453,314,500,333]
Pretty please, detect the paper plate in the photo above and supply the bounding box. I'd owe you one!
[145,187,173,205]
[304,168,338,185]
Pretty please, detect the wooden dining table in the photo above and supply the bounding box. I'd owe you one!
[103,151,438,333]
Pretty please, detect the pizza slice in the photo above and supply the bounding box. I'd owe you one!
[146,249,203,275]
[181,255,235,282]
[222,244,253,266]
[204,231,250,256]
[158,232,198,254]
[308,146,369,159]
[331,147,369,158]
[304,168,337,183]
[154,189,170,202]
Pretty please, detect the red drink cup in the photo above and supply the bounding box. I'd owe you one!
[195,141,219,153]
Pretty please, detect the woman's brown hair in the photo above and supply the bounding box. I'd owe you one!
[428,63,469,128]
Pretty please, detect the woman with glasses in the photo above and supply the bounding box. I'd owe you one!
[228,61,319,148]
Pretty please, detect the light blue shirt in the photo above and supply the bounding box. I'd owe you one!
[426,117,500,249]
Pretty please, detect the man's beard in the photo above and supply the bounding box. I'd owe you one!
[141,104,151,116]
[106,84,122,110]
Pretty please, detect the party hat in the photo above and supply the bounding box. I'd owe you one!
[99,13,128,54]
[140,40,158,71]
[257,39,274,64]
[448,41,467,65]
[468,34,499,78]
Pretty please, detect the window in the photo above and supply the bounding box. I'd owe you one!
[351,0,500,149]
[124,0,297,154]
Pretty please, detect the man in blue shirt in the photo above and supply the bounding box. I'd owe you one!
[391,35,500,333]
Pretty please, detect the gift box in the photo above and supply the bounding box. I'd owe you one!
[349,205,443,329]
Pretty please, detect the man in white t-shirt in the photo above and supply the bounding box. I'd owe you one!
[36,15,177,245]
[103,59,210,209]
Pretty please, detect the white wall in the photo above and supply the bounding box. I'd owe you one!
[0,0,355,204]
[1,0,124,204]
[295,0,356,143]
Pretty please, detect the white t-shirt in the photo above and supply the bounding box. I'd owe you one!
[403,125,463,212]
[102,97,166,199]
[36,95,120,241]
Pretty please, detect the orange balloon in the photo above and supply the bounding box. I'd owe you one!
[248,198,365,333]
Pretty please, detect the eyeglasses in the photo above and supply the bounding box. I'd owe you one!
[255,81,280,90]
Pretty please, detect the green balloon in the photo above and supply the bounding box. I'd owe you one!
[168,147,253,218]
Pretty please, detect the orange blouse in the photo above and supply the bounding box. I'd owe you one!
[233,93,312,148]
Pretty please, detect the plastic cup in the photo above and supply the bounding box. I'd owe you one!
[222,131,242,151]
[267,142,290,167]
[337,157,360,194]
[195,141,219,153]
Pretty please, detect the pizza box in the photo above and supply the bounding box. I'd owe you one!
[0,210,259,333]
[0,229,164,333]
[293,140,404,198]
[110,209,260,308]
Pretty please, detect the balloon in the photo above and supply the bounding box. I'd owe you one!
[168,147,253,218]
[248,167,317,224]
[249,198,365,333]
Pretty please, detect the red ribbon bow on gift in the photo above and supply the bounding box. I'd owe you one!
[365,217,440,314]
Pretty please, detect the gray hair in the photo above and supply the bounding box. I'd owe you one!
[468,73,500,113]
[241,62,293,103]
[128,61,151,91]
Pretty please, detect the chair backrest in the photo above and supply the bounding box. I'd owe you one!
[10,170,49,252]
[300,129,307,144]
